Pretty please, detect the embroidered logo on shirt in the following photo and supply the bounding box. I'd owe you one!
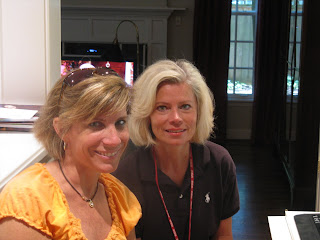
[205,192,210,203]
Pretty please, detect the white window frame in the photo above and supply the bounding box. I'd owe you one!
[228,0,258,102]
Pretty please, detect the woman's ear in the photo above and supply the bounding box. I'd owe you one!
[53,117,62,138]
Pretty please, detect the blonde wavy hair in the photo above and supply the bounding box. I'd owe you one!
[129,59,215,147]
[33,73,131,160]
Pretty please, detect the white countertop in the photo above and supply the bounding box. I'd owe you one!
[268,211,320,240]
[0,132,47,190]
[268,216,292,240]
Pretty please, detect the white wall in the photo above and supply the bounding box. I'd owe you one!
[0,0,61,105]
[0,0,2,99]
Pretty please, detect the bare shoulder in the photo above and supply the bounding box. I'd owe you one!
[0,218,51,240]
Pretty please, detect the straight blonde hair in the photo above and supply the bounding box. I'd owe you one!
[129,59,215,146]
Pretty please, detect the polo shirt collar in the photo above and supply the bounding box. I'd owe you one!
[192,142,211,177]
[138,143,211,183]
[139,147,156,182]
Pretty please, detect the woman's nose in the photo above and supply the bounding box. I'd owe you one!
[102,126,122,146]
[169,108,182,124]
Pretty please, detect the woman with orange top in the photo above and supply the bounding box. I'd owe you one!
[0,68,141,240]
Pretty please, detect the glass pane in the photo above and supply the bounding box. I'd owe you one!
[287,72,300,96]
[238,0,256,11]
[298,0,304,12]
[235,69,253,94]
[288,43,294,68]
[229,42,235,67]
[289,16,295,42]
[228,69,235,94]
[287,44,301,71]
[291,0,304,12]
[289,16,303,42]
[296,43,301,67]
[237,16,255,41]
[236,43,254,68]
[232,0,237,11]
[296,16,302,42]
[230,16,236,41]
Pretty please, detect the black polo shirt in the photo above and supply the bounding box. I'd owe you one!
[113,141,240,240]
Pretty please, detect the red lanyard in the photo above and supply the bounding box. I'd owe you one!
[152,147,194,240]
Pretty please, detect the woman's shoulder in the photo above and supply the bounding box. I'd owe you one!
[100,173,141,209]
[100,173,142,236]
[114,145,151,176]
[199,141,235,170]
[0,163,63,238]
[100,173,129,191]
[1,163,54,194]
[121,145,150,162]
[204,141,231,155]
[0,163,61,206]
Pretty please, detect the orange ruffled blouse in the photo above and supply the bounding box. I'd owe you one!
[0,163,142,239]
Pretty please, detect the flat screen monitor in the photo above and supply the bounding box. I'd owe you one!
[61,60,134,86]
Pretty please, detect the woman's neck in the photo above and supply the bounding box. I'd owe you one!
[153,143,191,186]
[58,157,100,197]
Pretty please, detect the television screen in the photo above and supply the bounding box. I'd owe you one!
[61,60,134,86]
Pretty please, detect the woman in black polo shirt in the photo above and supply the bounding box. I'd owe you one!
[113,59,240,240]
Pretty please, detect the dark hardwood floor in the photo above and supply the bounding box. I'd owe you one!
[225,140,291,240]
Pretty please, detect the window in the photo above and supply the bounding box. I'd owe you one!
[228,0,304,100]
[287,0,304,96]
[228,0,258,100]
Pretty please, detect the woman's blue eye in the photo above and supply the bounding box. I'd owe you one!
[116,119,126,126]
[89,121,104,128]
[181,104,191,110]
[116,119,127,129]
[156,106,167,111]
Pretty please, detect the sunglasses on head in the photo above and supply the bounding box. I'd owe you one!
[58,67,119,105]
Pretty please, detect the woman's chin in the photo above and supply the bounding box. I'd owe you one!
[99,162,120,174]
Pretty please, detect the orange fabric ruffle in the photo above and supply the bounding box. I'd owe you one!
[0,163,141,240]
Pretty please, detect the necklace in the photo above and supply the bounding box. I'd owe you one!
[58,160,99,208]
[152,146,194,240]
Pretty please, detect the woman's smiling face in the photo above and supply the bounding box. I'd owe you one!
[63,109,129,173]
[150,82,198,147]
